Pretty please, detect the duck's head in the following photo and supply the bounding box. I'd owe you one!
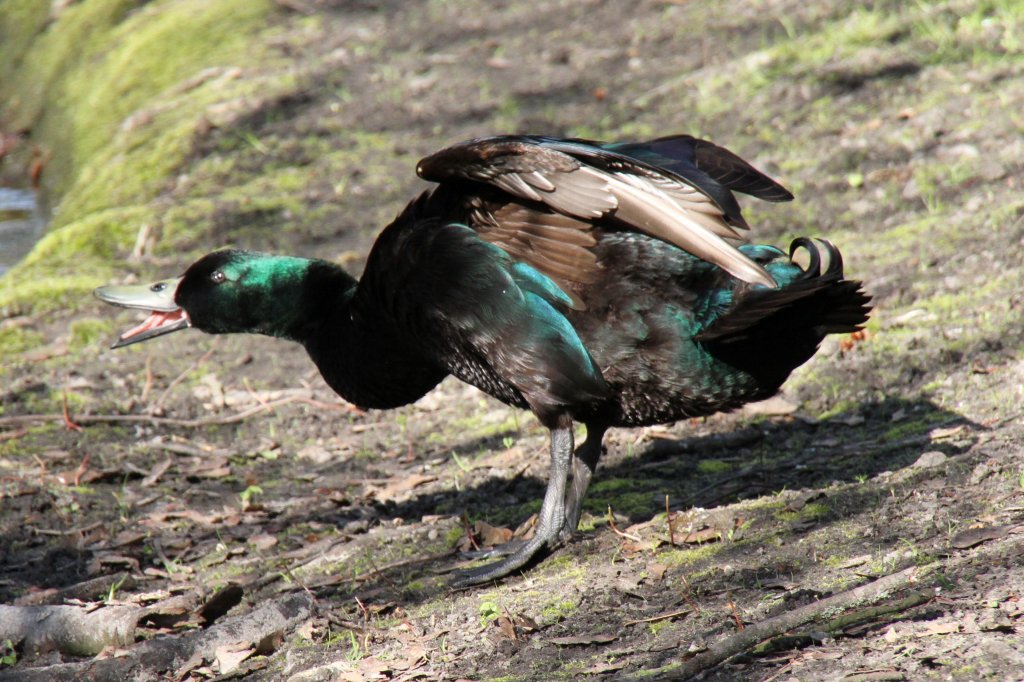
[95,249,318,348]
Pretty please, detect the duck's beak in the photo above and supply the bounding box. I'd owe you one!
[93,277,190,348]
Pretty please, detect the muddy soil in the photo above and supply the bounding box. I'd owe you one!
[2,1,1023,680]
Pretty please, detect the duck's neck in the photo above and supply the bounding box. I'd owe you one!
[283,260,447,409]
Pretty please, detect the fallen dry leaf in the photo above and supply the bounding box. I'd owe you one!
[916,621,959,637]
[951,524,1016,549]
[141,458,173,487]
[583,659,627,675]
[681,527,721,544]
[475,520,514,547]
[837,554,872,569]
[249,533,278,551]
[214,641,254,674]
[495,616,517,641]
[645,562,668,582]
[370,473,437,501]
[515,614,539,632]
[109,530,147,548]
[930,424,966,439]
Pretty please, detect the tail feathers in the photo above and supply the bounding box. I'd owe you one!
[696,238,871,389]
[697,238,870,344]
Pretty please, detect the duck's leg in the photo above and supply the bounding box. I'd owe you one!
[451,416,574,587]
[558,423,606,542]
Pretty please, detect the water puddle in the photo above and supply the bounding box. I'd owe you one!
[0,187,45,276]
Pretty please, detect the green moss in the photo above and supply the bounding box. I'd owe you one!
[28,0,275,207]
[657,541,726,567]
[444,526,466,548]
[0,326,44,358]
[881,412,950,442]
[647,619,672,636]
[539,551,586,581]
[817,400,860,422]
[696,458,732,475]
[540,598,578,624]
[0,1,52,77]
[68,318,114,351]
[775,501,831,524]
[0,205,154,314]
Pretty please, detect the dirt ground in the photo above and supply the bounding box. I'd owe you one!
[2,1,1023,680]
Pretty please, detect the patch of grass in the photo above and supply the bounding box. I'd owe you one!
[68,318,114,351]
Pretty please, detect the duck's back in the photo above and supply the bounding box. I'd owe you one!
[354,134,868,426]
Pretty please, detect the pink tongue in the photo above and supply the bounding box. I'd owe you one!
[121,309,187,340]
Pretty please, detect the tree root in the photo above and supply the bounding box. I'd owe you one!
[672,563,935,679]
[0,604,142,658]
[0,592,315,681]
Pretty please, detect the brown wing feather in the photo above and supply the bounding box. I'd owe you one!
[419,136,777,289]
[472,203,599,308]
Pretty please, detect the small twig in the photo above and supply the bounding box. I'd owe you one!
[462,512,480,551]
[62,392,83,432]
[301,397,363,413]
[762,661,796,682]
[73,453,91,486]
[29,521,105,536]
[679,574,703,615]
[665,494,675,547]
[0,395,309,429]
[354,595,371,651]
[264,553,318,604]
[242,377,271,409]
[623,607,691,627]
[727,597,745,630]
[141,354,154,403]
[607,506,642,543]
[359,550,397,590]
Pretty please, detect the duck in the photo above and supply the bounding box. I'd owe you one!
[95,134,871,586]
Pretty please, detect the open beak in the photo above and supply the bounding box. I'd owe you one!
[93,277,190,348]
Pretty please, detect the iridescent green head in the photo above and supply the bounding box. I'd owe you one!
[95,250,321,347]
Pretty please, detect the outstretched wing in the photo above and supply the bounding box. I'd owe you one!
[417,135,792,292]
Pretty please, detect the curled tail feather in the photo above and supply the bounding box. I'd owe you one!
[697,238,872,390]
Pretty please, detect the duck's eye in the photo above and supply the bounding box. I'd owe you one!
[210,270,226,284]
